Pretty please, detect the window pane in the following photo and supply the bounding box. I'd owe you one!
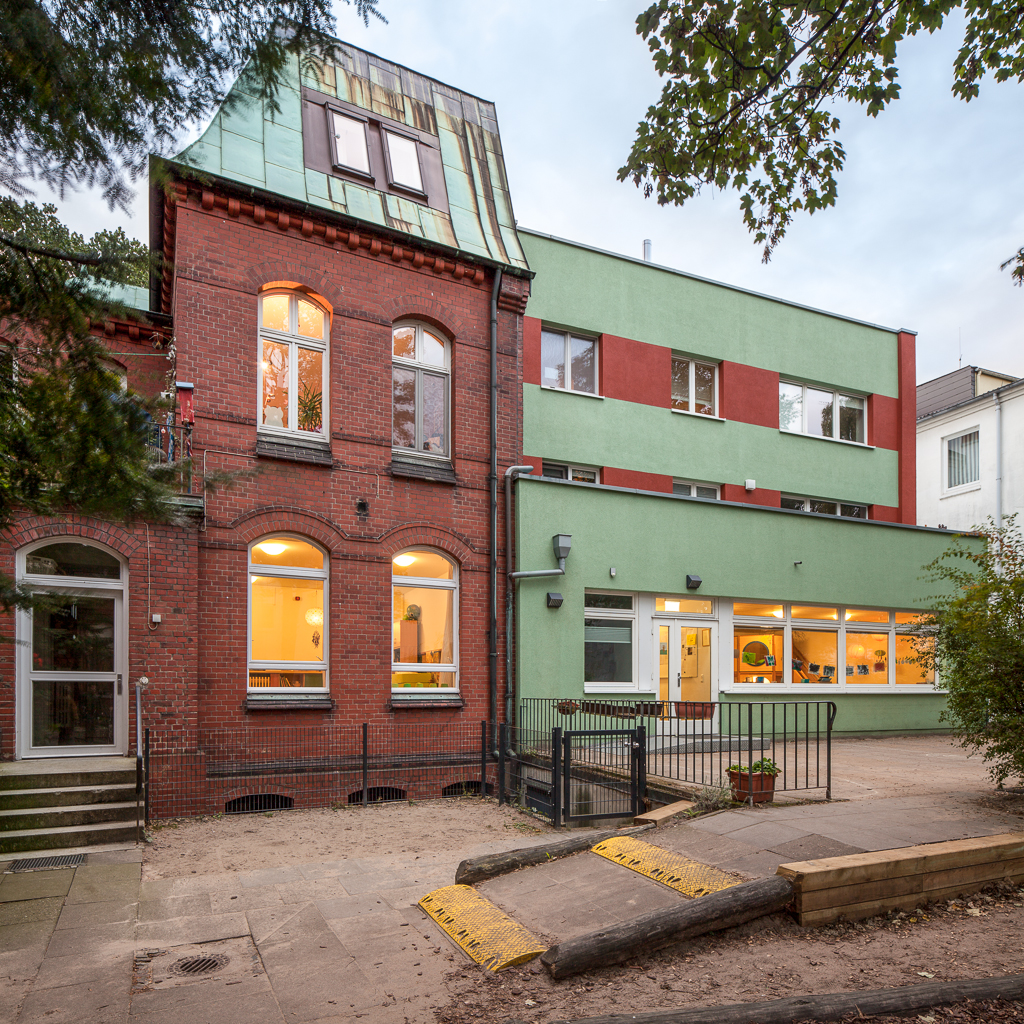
[249,670,325,689]
[846,608,889,623]
[584,617,632,683]
[792,605,838,620]
[297,300,324,340]
[570,336,596,393]
[421,372,446,453]
[261,294,289,333]
[895,634,935,684]
[333,112,370,173]
[32,680,113,746]
[655,596,713,614]
[392,670,456,690]
[570,467,596,483]
[672,481,692,496]
[25,543,120,579]
[847,632,889,683]
[734,626,784,683]
[297,349,323,433]
[250,576,325,663]
[385,131,423,191]
[841,504,867,519]
[585,593,633,609]
[792,630,839,683]
[694,362,715,415]
[262,340,289,429]
[251,537,325,570]
[392,366,416,449]
[838,395,864,443]
[33,597,115,672]
[393,326,416,359]
[672,356,690,411]
[895,612,928,625]
[808,500,838,515]
[781,496,805,511]
[392,550,454,579]
[733,601,783,618]
[393,585,454,664]
[807,388,834,437]
[541,329,565,388]
[420,330,446,367]
[541,462,568,479]
[779,382,802,432]
[948,430,980,488]
[695,485,718,499]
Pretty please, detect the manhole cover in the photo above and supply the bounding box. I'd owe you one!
[170,954,230,977]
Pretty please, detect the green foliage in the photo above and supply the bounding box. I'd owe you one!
[920,518,1024,786]
[621,0,1024,283]
[728,757,779,775]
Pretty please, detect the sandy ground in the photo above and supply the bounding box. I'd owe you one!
[142,798,555,879]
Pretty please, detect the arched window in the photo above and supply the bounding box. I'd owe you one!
[258,289,329,437]
[248,536,328,692]
[392,322,450,458]
[391,549,458,694]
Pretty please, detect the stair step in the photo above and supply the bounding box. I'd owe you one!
[0,802,140,832]
[0,769,137,792]
[0,821,140,855]
[0,785,137,811]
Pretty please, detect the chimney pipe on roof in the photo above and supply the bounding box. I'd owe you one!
[643,239,652,262]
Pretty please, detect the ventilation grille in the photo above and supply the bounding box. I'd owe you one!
[10,854,86,873]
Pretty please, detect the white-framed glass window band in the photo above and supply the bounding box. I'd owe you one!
[944,428,980,492]
[541,328,598,395]
[781,495,868,519]
[672,355,718,416]
[258,292,329,439]
[542,462,600,484]
[779,380,866,444]
[673,480,719,499]
[729,602,935,690]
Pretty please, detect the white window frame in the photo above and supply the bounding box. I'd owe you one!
[382,129,425,196]
[247,536,329,695]
[329,109,373,179]
[673,480,720,499]
[726,602,938,692]
[391,321,451,460]
[257,291,330,441]
[540,327,599,396]
[391,548,459,696]
[781,495,869,519]
[671,354,719,417]
[541,462,600,484]
[779,380,868,445]
[583,590,639,693]
[942,427,981,495]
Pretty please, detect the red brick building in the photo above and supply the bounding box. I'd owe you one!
[0,42,531,798]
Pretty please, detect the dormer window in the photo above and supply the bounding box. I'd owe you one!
[383,130,424,194]
[330,110,371,178]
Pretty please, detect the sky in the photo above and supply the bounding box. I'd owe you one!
[39,0,1024,383]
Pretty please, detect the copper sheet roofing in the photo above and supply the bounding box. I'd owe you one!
[173,42,527,271]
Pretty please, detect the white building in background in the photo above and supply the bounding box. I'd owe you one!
[917,366,1024,532]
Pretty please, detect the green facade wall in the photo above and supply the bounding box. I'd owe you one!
[520,232,899,397]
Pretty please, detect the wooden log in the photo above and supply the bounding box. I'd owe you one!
[541,875,794,980]
[548,972,1024,1024]
[454,824,654,885]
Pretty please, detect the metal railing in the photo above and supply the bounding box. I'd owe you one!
[146,422,195,494]
[518,698,836,800]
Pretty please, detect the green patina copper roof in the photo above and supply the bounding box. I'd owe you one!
[175,42,527,271]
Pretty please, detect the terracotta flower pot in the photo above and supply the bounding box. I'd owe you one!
[728,769,776,804]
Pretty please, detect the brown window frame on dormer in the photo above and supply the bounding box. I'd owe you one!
[326,107,375,184]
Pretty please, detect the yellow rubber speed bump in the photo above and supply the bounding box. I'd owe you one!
[418,884,546,971]
[591,835,740,898]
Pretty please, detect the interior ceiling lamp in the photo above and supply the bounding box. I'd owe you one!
[304,608,324,626]
[393,554,417,567]
[258,541,287,556]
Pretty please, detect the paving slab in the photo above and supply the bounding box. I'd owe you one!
[0,896,63,928]
[56,899,137,930]
[137,895,213,922]
[0,870,74,903]
[135,912,249,946]
[31,949,133,991]
[44,921,136,958]
[274,877,351,904]
[129,976,284,1024]
[208,885,283,914]
[65,863,140,905]
[767,836,866,860]
[17,964,130,1024]
[0,920,54,979]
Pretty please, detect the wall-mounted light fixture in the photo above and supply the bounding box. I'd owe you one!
[546,592,563,609]
[686,574,703,590]
[794,560,803,567]
[609,567,616,578]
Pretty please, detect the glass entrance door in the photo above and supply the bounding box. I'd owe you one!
[654,620,714,717]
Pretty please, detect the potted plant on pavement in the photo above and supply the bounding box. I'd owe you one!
[727,757,780,804]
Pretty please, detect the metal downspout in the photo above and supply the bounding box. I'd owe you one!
[488,269,503,754]
[504,465,535,731]
[994,391,1003,531]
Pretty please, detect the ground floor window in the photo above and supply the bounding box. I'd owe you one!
[392,548,458,693]
[584,592,635,686]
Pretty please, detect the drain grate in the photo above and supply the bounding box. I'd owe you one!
[10,854,85,873]
[170,954,230,977]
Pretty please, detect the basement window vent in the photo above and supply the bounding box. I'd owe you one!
[441,781,493,798]
[347,786,406,805]
[224,794,294,815]
[10,854,86,873]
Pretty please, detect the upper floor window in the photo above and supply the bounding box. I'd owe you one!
[672,355,717,416]
[259,290,329,438]
[673,480,719,499]
[945,429,980,491]
[542,462,599,484]
[393,322,449,458]
[779,381,865,443]
[383,130,424,194]
[330,110,371,177]
[541,328,597,395]
[782,495,868,519]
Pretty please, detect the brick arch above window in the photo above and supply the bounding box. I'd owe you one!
[379,297,465,340]
[231,508,344,553]
[5,517,141,560]
[243,262,344,315]
[379,524,476,569]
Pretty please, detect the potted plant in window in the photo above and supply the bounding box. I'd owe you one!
[727,757,780,804]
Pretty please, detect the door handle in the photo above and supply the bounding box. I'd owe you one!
[117,674,122,695]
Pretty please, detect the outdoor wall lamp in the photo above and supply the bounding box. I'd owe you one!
[686,575,703,590]
[546,592,564,609]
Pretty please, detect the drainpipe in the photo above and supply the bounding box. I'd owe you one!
[504,465,535,730]
[994,390,1003,531]
[488,269,503,754]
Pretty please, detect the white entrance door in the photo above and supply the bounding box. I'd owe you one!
[17,542,127,758]
[653,619,714,722]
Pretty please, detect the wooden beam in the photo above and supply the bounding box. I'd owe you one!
[540,875,794,980]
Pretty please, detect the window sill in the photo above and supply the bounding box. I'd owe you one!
[671,408,725,422]
[256,434,332,466]
[390,454,457,484]
[583,686,657,696]
[389,696,464,710]
[245,694,334,710]
[779,430,875,450]
[941,484,981,498]
[540,385,604,400]
[721,685,940,694]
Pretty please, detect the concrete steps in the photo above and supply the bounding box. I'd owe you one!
[0,758,140,855]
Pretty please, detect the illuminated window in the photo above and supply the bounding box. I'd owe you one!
[392,549,458,693]
[392,322,450,458]
[542,462,599,483]
[248,537,328,692]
